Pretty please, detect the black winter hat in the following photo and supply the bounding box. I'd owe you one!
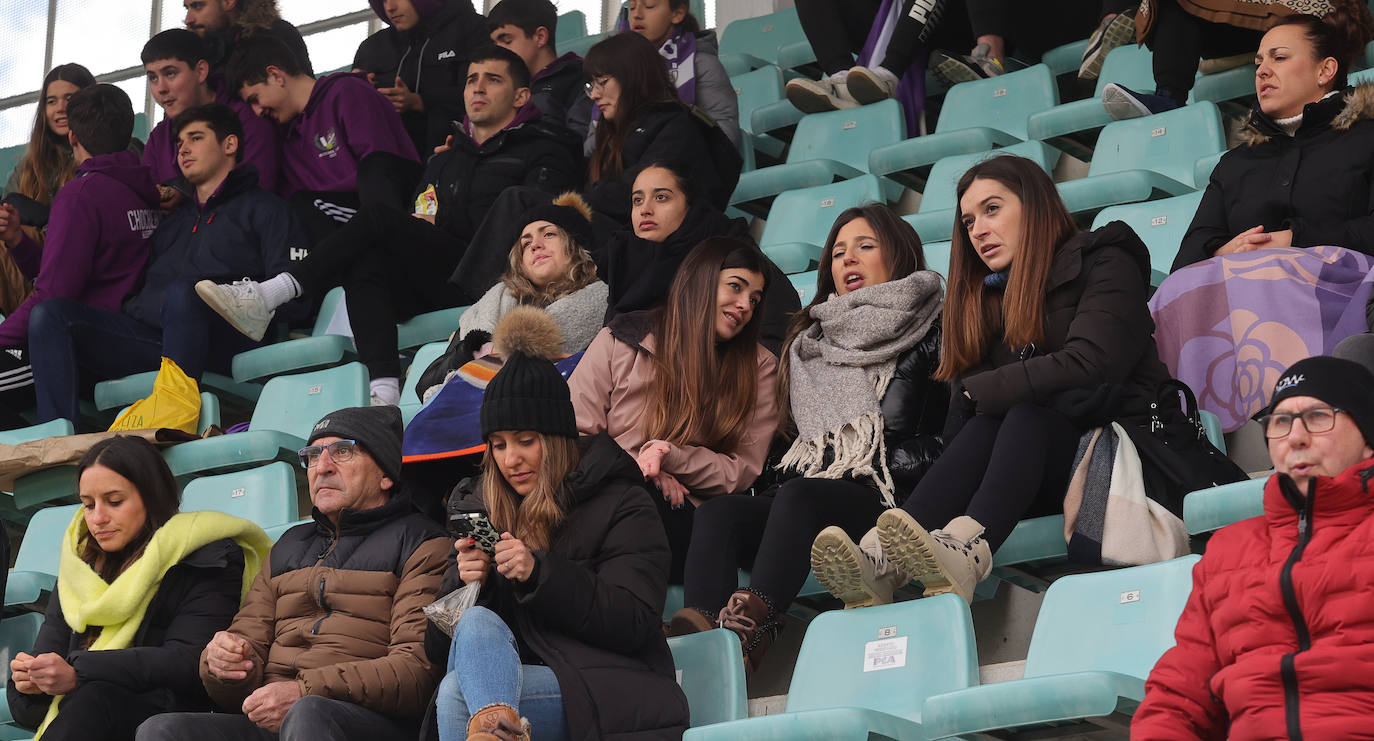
[519,191,594,251]
[308,405,404,483]
[480,306,578,438]
[1256,355,1374,446]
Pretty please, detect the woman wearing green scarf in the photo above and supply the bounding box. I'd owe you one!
[6,436,272,741]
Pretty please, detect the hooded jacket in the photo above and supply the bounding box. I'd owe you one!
[426,433,691,740]
[529,52,594,142]
[417,105,582,246]
[0,150,160,349]
[1173,84,1374,269]
[200,491,450,720]
[279,72,419,196]
[1133,458,1374,740]
[142,97,283,195]
[353,0,490,155]
[683,30,740,148]
[7,540,244,728]
[121,166,307,328]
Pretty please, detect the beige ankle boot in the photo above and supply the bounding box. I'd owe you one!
[876,511,992,603]
[466,702,530,741]
[810,526,907,608]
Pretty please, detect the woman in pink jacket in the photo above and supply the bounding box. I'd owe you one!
[568,237,780,583]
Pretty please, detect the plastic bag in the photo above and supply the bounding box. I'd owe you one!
[109,357,200,434]
[423,581,482,637]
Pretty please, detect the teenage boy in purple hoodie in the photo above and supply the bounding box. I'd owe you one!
[488,0,593,141]
[227,35,419,241]
[198,45,581,407]
[0,84,160,357]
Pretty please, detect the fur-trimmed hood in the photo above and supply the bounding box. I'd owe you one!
[1239,83,1374,145]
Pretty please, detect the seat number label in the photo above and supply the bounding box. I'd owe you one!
[993,88,1007,98]
[1151,127,1167,137]
[1151,216,1168,226]
[231,487,246,498]
[844,121,857,130]
[821,198,835,208]
[308,385,322,395]
[864,636,907,672]
[1121,589,1141,604]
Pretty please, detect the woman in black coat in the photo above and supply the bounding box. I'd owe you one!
[666,204,948,672]
[7,436,262,741]
[581,32,740,225]
[1173,12,1374,269]
[429,307,688,741]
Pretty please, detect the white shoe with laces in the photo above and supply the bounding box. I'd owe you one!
[786,73,860,113]
[811,525,907,609]
[195,278,275,342]
[846,65,900,105]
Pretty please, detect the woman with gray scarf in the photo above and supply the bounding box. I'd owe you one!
[666,205,948,672]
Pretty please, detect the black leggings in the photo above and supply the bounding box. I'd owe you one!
[901,403,1081,552]
[1148,0,1260,101]
[35,680,170,741]
[683,478,887,612]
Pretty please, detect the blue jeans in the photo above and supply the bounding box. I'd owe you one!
[28,281,257,424]
[435,606,569,741]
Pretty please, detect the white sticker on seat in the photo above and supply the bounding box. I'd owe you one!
[863,636,908,672]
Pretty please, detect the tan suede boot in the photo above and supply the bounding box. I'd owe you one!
[810,526,907,609]
[877,511,992,603]
[466,702,530,741]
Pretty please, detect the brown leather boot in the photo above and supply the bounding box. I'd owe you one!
[716,588,780,671]
[466,702,530,741]
[667,607,717,637]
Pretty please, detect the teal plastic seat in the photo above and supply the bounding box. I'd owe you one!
[1183,477,1265,536]
[717,8,814,73]
[180,461,299,528]
[562,32,608,58]
[668,629,748,727]
[788,271,818,306]
[731,100,905,216]
[1194,150,1224,186]
[1192,61,1256,104]
[1040,39,1091,76]
[1028,45,1162,159]
[732,66,799,162]
[922,555,1200,739]
[231,287,355,383]
[1091,190,1205,284]
[920,240,952,277]
[663,571,827,620]
[556,10,587,41]
[905,141,1060,243]
[1199,410,1225,453]
[0,612,44,726]
[993,515,1068,569]
[264,518,311,542]
[0,419,73,446]
[0,144,27,189]
[400,341,448,425]
[759,175,884,273]
[397,305,466,351]
[868,65,1059,189]
[684,595,978,740]
[4,504,80,609]
[1056,102,1225,218]
[162,362,369,479]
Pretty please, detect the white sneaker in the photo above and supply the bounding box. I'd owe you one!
[785,74,859,114]
[810,526,906,609]
[195,278,275,342]
[877,511,992,603]
[846,65,900,105]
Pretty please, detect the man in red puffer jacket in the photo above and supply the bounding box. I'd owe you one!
[1133,355,1374,740]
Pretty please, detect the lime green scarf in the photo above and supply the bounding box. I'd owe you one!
[34,509,273,739]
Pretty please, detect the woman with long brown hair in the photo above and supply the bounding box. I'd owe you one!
[581,31,740,224]
[568,236,780,584]
[668,204,948,671]
[815,154,1195,607]
[430,307,689,740]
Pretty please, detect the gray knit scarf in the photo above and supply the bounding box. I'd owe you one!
[778,270,944,506]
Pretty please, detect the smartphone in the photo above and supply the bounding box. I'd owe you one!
[448,512,500,555]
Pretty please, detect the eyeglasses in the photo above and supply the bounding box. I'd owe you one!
[1257,407,1343,439]
[584,76,611,98]
[298,439,358,468]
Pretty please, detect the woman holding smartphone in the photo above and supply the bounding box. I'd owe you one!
[427,307,688,741]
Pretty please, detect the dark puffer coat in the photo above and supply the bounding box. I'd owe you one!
[426,433,690,740]
[1173,83,1374,269]
[529,52,594,142]
[7,540,244,728]
[882,322,950,491]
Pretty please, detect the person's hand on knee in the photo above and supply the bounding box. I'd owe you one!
[242,680,304,732]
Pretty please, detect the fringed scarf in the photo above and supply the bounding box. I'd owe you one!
[778,271,944,506]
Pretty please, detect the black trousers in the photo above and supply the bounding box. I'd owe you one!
[901,403,1081,552]
[292,206,466,379]
[683,478,887,612]
[652,489,697,585]
[36,680,168,741]
[794,0,974,76]
[963,0,1101,60]
[1148,0,1260,100]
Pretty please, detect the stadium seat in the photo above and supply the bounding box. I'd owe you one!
[4,504,80,610]
[0,144,26,189]
[397,306,466,351]
[556,10,588,41]
[868,64,1059,189]
[683,595,978,740]
[920,240,952,277]
[0,611,44,733]
[921,555,1201,739]
[668,630,748,728]
[731,66,799,164]
[730,99,905,216]
[264,518,311,542]
[1040,39,1091,77]
[1091,190,1205,284]
[0,419,73,446]
[1027,45,1160,159]
[563,32,608,58]
[1056,102,1225,219]
[717,7,814,74]
[788,271,818,306]
[1193,150,1224,186]
[229,287,354,383]
[662,571,828,620]
[758,175,885,273]
[1183,477,1265,536]
[1192,61,1257,105]
[904,141,1060,243]
[1200,410,1225,453]
[400,341,448,425]
[162,362,369,480]
[180,461,299,528]
[133,112,150,142]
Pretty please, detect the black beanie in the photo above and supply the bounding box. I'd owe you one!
[480,307,578,438]
[308,405,404,483]
[519,192,594,251]
[1255,355,1374,446]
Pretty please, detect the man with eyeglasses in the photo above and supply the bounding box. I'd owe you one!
[138,405,449,741]
[1135,356,1374,739]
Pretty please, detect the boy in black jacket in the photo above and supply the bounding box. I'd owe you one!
[488,0,593,141]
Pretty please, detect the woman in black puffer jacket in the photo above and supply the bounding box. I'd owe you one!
[666,204,948,672]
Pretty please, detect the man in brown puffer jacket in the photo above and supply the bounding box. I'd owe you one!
[137,405,450,741]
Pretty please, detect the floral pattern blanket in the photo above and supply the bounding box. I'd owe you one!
[1149,246,1374,432]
